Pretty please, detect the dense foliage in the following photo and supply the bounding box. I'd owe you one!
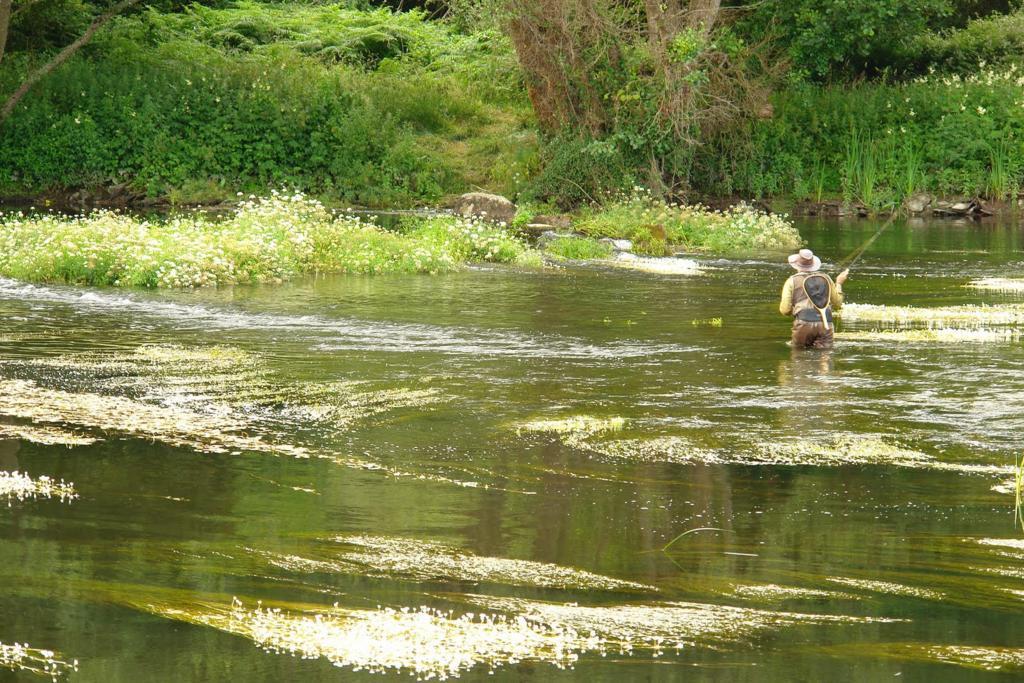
[694,65,1024,205]
[3,0,1024,210]
[0,2,531,205]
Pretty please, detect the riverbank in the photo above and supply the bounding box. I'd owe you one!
[0,191,808,288]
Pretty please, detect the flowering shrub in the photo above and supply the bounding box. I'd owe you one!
[575,192,802,254]
[0,193,538,288]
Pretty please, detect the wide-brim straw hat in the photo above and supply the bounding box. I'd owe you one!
[788,248,821,272]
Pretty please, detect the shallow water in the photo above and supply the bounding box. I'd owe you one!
[1,217,1024,680]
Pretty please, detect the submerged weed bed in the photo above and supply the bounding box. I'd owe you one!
[146,594,894,679]
[0,472,77,504]
[0,641,78,680]
[252,535,653,592]
[840,303,1024,327]
[0,194,539,288]
[838,328,1024,343]
[964,278,1024,293]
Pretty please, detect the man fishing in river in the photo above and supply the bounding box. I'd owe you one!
[779,248,849,349]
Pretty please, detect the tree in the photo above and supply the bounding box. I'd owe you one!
[0,0,141,123]
[500,0,771,197]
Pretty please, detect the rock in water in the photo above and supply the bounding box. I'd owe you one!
[453,193,516,225]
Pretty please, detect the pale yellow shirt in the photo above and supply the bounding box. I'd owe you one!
[779,273,844,316]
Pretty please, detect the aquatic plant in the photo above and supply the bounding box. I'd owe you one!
[691,318,723,327]
[922,645,1024,672]
[0,642,78,680]
[464,595,900,651]
[0,424,97,447]
[730,584,858,602]
[1016,453,1024,529]
[965,278,1024,293]
[0,194,539,288]
[145,593,897,679]
[840,303,1024,327]
[839,328,1024,343]
[584,434,1010,476]
[0,379,310,458]
[0,471,77,504]
[825,578,944,600]
[251,536,653,592]
[517,416,626,449]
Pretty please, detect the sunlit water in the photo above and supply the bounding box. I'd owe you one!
[1,218,1024,680]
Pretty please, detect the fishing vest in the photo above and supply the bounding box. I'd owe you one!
[790,272,835,328]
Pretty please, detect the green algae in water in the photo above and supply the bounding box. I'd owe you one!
[0,641,78,680]
[144,594,899,679]
[517,415,627,451]
[0,423,97,447]
[964,278,1024,293]
[825,578,945,600]
[0,471,77,504]
[0,379,311,458]
[330,535,654,592]
[838,328,1024,343]
[841,302,1024,326]
[150,597,584,679]
[729,584,860,602]
[462,595,902,652]
[248,536,654,592]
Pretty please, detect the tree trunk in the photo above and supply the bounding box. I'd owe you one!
[0,0,12,66]
[686,0,721,34]
[0,0,140,124]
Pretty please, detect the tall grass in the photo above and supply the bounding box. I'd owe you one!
[987,139,1018,201]
[695,67,1024,202]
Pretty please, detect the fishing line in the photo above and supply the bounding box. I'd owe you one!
[834,213,900,274]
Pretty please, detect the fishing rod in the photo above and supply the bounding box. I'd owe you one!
[833,212,900,274]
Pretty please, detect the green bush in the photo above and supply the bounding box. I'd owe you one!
[734,0,954,80]
[0,3,528,206]
[912,10,1024,73]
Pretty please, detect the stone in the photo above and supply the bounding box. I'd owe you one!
[533,214,573,229]
[904,193,932,214]
[452,192,516,225]
[599,238,633,252]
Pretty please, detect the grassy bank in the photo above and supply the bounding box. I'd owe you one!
[694,66,1024,208]
[565,194,802,256]
[0,194,540,287]
[0,3,535,207]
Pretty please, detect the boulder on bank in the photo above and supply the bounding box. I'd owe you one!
[904,193,932,214]
[453,192,516,225]
[932,197,991,217]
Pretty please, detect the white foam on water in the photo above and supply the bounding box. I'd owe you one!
[0,278,691,359]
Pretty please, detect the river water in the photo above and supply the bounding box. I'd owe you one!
[1,218,1023,681]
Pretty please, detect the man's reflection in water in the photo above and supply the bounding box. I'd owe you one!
[0,438,20,472]
[776,346,843,433]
